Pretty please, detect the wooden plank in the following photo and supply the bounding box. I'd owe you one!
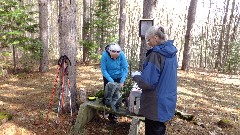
[86,98,145,121]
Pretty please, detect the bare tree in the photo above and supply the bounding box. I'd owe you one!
[82,0,91,62]
[230,14,240,42]
[39,0,50,72]
[59,0,78,112]
[215,0,230,70]
[119,0,126,50]
[139,0,157,70]
[222,0,235,68]
[181,0,198,71]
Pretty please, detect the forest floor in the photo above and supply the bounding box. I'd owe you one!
[0,62,239,135]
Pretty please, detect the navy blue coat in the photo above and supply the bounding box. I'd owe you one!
[133,40,178,122]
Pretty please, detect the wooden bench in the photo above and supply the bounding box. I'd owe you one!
[71,98,194,135]
[71,98,144,135]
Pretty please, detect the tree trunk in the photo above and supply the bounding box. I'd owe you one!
[215,0,230,70]
[205,9,210,68]
[139,0,157,70]
[12,45,16,73]
[119,0,126,50]
[230,14,240,42]
[59,0,78,112]
[181,0,198,71]
[39,0,50,72]
[222,0,235,70]
[199,26,203,68]
[82,0,90,63]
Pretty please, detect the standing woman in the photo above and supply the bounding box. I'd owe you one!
[100,43,128,123]
[132,26,178,135]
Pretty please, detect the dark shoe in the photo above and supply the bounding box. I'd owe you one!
[110,119,117,124]
[108,114,118,124]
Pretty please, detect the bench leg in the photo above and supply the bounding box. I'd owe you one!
[128,116,140,135]
[71,102,97,135]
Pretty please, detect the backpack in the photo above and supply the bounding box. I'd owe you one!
[104,82,122,112]
[128,83,142,114]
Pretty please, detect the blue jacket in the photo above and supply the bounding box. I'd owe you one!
[100,51,128,83]
[133,40,178,122]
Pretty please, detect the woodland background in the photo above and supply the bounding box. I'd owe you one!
[0,0,240,134]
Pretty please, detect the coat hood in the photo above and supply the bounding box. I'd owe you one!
[152,40,178,58]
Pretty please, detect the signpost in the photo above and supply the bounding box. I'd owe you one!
[139,19,154,38]
[138,19,154,70]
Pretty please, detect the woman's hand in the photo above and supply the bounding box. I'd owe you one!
[131,71,141,77]
[119,83,124,88]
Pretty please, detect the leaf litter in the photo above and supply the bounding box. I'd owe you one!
[0,64,239,135]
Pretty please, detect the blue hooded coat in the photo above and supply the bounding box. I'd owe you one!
[133,40,178,122]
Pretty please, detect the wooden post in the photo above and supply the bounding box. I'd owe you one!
[128,117,140,135]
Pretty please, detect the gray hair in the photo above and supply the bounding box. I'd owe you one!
[145,26,167,41]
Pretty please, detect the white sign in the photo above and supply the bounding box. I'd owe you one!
[139,19,154,37]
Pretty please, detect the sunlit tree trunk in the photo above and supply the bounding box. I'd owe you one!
[181,0,198,71]
[230,14,240,42]
[59,0,78,112]
[222,0,235,70]
[12,45,16,73]
[215,0,230,70]
[39,0,50,72]
[204,9,211,68]
[119,0,126,50]
[199,26,204,68]
[82,0,90,62]
[139,0,157,70]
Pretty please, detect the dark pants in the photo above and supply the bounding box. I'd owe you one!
[145,118,166,135]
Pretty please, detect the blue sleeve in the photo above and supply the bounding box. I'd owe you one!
[100,52,114,82]
[141,61,161,90]
[133,53,161,90]
[120,52,128,83]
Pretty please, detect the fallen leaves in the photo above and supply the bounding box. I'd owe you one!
[0,64,239,134]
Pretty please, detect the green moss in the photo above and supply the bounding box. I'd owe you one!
[95,89,104,98]
[217,119,233,128]
[0,112,12,121]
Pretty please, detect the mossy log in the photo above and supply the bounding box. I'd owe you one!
[175,109,194,121]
